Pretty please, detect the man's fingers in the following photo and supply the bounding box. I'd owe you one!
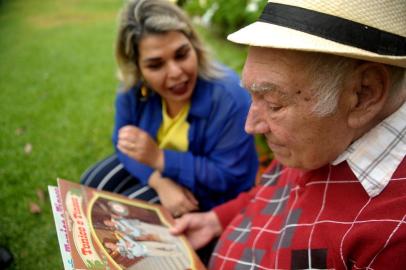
[170,215,190,235]
[188,237,207,250]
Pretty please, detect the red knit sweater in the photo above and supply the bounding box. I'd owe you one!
[211,158,406,269]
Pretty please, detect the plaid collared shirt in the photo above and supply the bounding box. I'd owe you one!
[332,102,406,197]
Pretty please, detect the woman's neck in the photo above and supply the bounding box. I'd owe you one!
[165,100,189,118]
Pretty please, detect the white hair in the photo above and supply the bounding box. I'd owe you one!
[306,54,355,116]
[307,53,406,117]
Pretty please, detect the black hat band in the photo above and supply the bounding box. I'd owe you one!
[259,2,406,56]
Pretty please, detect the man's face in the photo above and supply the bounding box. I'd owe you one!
[243,47,355,170]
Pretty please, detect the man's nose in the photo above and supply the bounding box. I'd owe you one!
[245,103,269,134]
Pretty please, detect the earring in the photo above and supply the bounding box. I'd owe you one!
[141,84,148,97]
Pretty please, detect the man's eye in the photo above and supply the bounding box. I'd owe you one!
[269,105,282,112]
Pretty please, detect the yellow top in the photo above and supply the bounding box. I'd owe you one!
[157,101,190,151]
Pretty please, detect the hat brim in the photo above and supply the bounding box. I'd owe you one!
[228,22,406,68]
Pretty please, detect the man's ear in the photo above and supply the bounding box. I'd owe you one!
[347,63,390,129]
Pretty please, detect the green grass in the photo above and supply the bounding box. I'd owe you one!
[0,0,247,268]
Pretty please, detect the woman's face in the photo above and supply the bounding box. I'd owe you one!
[138,31,198,115]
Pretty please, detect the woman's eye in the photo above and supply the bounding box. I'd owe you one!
[147,63,163,70]
[175,49,189,60]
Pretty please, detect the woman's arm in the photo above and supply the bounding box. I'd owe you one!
[148,171,198,216]
[113,90,155,185]
[161,76,259,205]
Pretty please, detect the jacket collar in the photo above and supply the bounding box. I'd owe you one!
[189,77,212,118]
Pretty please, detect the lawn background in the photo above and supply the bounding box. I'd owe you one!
[0,0,247,268]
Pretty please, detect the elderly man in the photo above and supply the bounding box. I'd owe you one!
[172,0,406,269]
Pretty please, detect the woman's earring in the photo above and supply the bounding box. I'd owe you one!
[141,84,148,97]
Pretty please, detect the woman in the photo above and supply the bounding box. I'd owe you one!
[81,0,258,218]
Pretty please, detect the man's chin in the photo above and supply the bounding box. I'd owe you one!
[273,154,293,167]
[273,154,304,170]
[276,156,325,171]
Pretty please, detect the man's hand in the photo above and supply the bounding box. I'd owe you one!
[117,125,164,171]
[170,211,223,250]
[149,171,199,217]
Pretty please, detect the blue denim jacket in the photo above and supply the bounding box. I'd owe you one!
[113,67,258,210]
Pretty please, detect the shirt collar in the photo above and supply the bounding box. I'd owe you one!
[332,102,406,197]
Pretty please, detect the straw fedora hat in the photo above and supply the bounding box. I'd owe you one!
[228,0,406,68]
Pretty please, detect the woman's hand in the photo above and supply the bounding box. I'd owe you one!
[117,125,164,171]
[149,171,199,217]
[170,211,223,250]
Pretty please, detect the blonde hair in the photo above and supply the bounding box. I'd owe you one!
[115,0,223,90]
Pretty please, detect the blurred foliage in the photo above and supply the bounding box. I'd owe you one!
[183,0,268,36]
